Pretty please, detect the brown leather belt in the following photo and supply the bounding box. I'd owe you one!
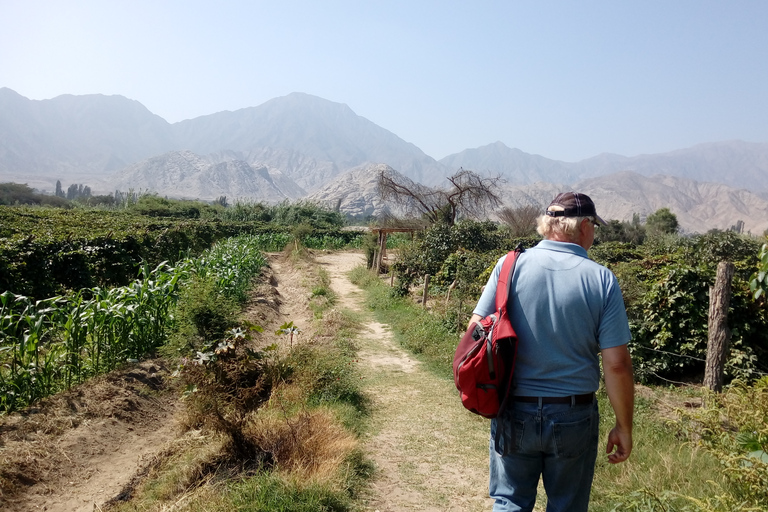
[512,393,594,404]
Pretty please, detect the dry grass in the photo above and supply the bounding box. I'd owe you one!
[246,407,359,485]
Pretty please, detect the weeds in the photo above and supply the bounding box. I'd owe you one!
[111,248,370,510]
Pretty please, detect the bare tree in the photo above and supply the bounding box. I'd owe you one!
[377,168,503,225]
[497,204,542,237]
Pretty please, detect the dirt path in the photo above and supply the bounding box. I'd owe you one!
[0,361,181,512]
[316,251,494,512]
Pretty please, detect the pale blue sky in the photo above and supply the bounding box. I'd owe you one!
[1,0,766,162]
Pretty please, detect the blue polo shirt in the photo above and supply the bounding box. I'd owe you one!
[472,240,631,397]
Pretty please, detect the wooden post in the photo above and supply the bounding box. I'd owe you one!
[422,274,431,307]
[374,231,382,274]
[446,279,457,305]
[704,261,735,392]
[390,272,394,287]
[378,231,387,270]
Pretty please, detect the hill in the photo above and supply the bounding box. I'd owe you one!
[441,140,768,192]
[310,168,768,235]
[2,88,767,232]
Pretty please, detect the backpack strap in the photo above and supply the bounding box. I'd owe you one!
[494,243,524,419]
[495,243,524,312]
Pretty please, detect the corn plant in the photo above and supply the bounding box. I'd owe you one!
[194,235,268,303]
[1,235,270,412]
[0,261,192,411]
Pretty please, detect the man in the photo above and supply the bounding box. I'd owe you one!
[469,192,634,512]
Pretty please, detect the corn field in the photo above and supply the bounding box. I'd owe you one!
[0,235,268,412]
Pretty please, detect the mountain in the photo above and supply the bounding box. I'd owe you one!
[439,141,578,184]
[497,171,768,235]
[172,92,449,190]
[310,167,768,235]
[0,87,174,176]
[305,164,412,218]
[0,89,448,192]
[2,88,768,232]
[111,150,304,202]
[441,140,768,192]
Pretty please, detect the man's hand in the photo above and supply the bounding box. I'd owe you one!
[606,425,632,464]
[601,344,634,464]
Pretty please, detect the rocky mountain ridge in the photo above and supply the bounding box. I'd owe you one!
[2,87,767,233]
[308,166,768,235]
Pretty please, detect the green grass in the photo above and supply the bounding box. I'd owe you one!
[351,265,749,511]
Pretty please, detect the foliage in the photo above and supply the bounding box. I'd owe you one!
[590,230,768,385]
[749,243,768,301]
[630,264,713,380]
[215,200,345,229]
[0,183,71,207]
[0,234,271,412]
[589,240,646,265]
[392,220,513,278]
[646,207,679,235]
[672,379,768,509]
[0,206,361,298]
[268,200,346,229]
[128,194,205,218]
[0,260,191,412]
[193,235,269,303]
[597,213,646,244]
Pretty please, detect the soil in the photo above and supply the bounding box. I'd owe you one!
[0,250,494,512]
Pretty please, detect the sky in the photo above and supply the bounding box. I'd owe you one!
[1,0,767,162]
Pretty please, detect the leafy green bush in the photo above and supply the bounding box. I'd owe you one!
[0,183,71,207]
[391,220,528,281]
[129,195,205,218]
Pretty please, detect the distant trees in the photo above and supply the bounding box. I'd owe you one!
[598,213,646,244]
[646,207,679,235]
[497,204,541,237]
[66,183,92,201]
[377,168,503,225]
[0,183,70,207]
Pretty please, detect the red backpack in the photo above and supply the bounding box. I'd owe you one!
[453,246,523,418]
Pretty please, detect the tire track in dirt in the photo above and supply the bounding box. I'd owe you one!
[316,251,493,512]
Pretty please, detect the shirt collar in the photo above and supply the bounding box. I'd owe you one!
[535,239,589,258]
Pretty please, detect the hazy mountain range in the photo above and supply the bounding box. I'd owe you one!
[1,87,767,234]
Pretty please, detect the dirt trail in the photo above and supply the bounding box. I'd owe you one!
[0,362,181,512]
[316,251,493,512]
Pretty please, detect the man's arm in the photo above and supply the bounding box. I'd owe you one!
[467,313,483,329]
[601,344,634,464]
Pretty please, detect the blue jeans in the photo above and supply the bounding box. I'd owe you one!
[489,399,599,512]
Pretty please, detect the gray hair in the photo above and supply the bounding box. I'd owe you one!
[536,214,593,242]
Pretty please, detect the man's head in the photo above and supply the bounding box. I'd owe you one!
[536,192,606,249]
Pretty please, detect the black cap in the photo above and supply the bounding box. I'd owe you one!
[545,192,607,225]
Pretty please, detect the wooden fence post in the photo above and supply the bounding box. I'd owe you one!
[422,274,431,307]
[446,279,457,305]
[704,261,735,392]
[378,231,387,270]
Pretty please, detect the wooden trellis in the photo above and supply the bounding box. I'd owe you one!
[370,227,420,273]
